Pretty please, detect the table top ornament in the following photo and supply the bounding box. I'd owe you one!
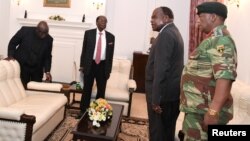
[88,98,113,127]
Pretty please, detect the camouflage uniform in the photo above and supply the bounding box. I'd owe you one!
[180,25,237,141]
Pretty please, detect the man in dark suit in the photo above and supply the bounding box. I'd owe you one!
[7,21,53,88]
[145,7,184,141]
[78,15,115,117]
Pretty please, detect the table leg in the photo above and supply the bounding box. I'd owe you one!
[63,90,70,107]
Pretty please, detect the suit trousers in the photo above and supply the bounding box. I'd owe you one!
[147,99,180,141]
[20,65,43,89]
[80,60,107,112]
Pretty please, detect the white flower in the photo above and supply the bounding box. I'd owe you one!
[93,120,100,127]
[87,98,113,127]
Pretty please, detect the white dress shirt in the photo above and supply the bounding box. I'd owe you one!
[93,29,107,60]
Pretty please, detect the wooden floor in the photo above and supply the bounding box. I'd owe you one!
[130,93,148,119]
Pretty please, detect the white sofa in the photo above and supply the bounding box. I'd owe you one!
[228,79,250,124]
[175,79,250,140]
[0,60,67,141]
[91,58,137,116]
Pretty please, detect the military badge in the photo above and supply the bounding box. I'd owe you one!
[217,45,225,54]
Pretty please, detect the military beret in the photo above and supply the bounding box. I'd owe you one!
[196,2,228,19]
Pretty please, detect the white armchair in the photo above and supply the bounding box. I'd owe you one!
[0,59,67,141]
[91,58,137,116]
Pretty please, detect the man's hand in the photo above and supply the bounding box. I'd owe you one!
[202,111,219,131]
[152,104,162,114]
[4,56,15,61]
[45,72,52,83]
[79,67,83,72]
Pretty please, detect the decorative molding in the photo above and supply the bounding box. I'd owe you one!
[17,18,94,40]
[17,18,93,29]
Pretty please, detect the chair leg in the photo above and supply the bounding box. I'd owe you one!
[127,90,133,117]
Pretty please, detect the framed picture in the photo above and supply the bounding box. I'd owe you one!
[44,0,71,8]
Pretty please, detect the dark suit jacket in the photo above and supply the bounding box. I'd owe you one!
[80,29,115,78]
[8,26,53,72]
[145,23,184,104]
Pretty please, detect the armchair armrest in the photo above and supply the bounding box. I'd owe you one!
[127,79,137,117]
[0,107,24,120]
[27,81,63,92]
[0,108,36,141]
[127,79,137,91]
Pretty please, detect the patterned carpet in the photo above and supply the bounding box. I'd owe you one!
[45,109,149,141]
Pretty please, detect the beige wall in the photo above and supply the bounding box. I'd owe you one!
[0,1,10,57]
[2,0,249,84]
[226,0,250,84]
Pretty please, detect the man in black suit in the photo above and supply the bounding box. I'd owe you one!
[7,21,53,88]
[78,15,115,117]
[145,7,184,141]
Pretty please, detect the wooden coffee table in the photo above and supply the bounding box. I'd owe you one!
[62,83,83,109]
[71,104,124,141]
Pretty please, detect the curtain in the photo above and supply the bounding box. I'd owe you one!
[188,0,207,55]
[188,0,224,55]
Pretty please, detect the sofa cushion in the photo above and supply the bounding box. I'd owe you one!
[0,63,8,107]
[91,58,132,102]
[0,107,24,120]
[9,91,67,133]
[229,80,250,124]
[0,60,68,141]
[92,87,129,102]
[107,73,129,90]
[106,58,131,89]
[0,61,18,106]
[10,60,26,99]
[89,58,133,116]
[0,60,26,107]
[106,72,119,89]
[27,81,63,92]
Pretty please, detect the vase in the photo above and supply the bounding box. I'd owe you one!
[24,10,27,18]
[82,14,85,22]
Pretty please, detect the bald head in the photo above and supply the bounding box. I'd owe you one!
[36,21,49,39]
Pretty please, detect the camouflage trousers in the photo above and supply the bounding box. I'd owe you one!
[182,113,229,141]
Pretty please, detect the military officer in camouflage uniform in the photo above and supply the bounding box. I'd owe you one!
[180,2,237,140]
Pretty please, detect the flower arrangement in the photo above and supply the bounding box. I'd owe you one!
[88,98,113,127]
[48,15,65,21]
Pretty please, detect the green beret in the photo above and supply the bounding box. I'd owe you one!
[196,2,227,19]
